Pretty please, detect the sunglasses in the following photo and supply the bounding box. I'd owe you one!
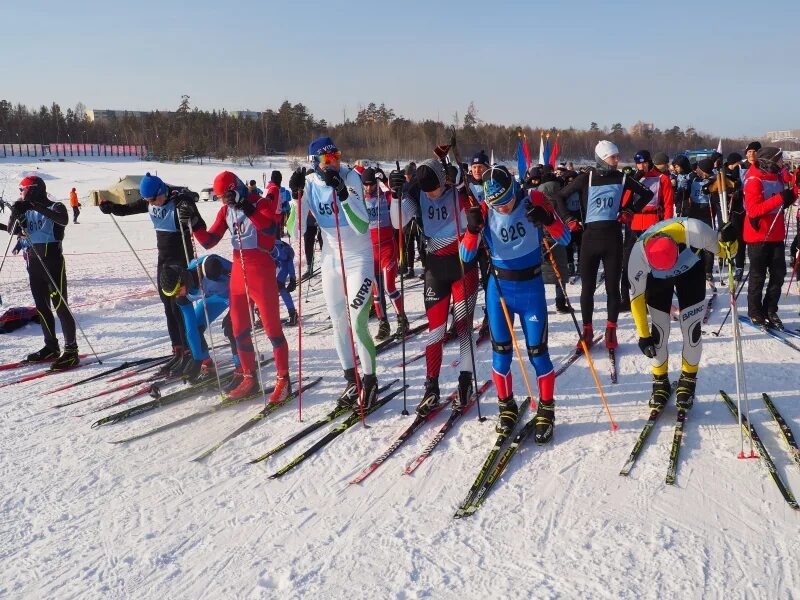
[316,150,342,167]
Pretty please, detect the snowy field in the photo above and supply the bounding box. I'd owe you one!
[1,156,799,599]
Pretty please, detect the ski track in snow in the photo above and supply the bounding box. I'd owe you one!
[1,157,799,599]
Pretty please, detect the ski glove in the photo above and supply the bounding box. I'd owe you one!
[176,200,204,230]
[781,189,796,209]
[566,218,583,233]
[388,170,405,197]
[525,202,555,226]
[638,336,657,358]
[286,277,297,293]
[226,192,255,216]
[289,167,307,199]
[719,222,738,243]
[323,169,348,202]
[618,209,633,226]
[465,206,484,234]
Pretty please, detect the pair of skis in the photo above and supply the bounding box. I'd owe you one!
[738,315,800,352]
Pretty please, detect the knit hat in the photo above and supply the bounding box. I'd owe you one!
[19,175,47,203]
[482,165,516,207]
[361,168,377,186]
[672,155,691,172]
[270,170,282,185]
[471,150,490,166]
[633,150,652,164]
[416,159,445,193]
[696,159,715,175]
[201,255,224,281]
[595,140,619,161]
[307,136,338,159]
[644,234,679,271]
[652,152,670,166]
[213,170,246,199]
[745,141,762,152]
[726,152,742,166]
[139,172,166,199]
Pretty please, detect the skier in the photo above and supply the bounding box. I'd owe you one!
[69,188,81,224]
[533,165,571,313]
[6,176,78,369]
[723,153,747,280]
[361,167,408,341]
[460,165,570,443]
[273,238,298,325]
[398,162,424,279]
[742,147,796,328]
[191,171,291,402]
[289,167,322,278]
[629,217,739,408]
[287,137,378,408]
[159,254,236,382]
[389,158,478,415]
[99,173,203,376]
[550,141,654,350]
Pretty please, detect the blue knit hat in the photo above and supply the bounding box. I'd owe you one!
[139,172,167,199]
[307,136,338,160]
[471,150,490,166]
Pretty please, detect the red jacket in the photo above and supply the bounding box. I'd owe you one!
[194,191,280,255]
[743,165,785,243]
[631,168,673,231]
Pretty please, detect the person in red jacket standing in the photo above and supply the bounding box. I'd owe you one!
[190,171,290,401]
[742,147,796,329]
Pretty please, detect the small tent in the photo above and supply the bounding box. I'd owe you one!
[90,175,144,206]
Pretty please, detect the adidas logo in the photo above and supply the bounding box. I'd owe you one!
[528,315,538,322]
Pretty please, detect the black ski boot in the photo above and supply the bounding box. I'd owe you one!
[375,318,391,341]
[336,368,359,409]
[360,374,378,410]
[158,345,184,376]
[649,374,672,408]
[455,371,474,410]
[766,311,784,330]
[416,377,440,417]
[675,371,696,410]
[534,401,555,444]
[749,313,767,328]
[25,344,60,363]
[396,313,409,337]
[189,359,216,384]
[555,296,571,314]
[50,343,79,371]
[287,309,298,326]
[496,395,519,435]
[181,358,203,381]
[169,350,193,377]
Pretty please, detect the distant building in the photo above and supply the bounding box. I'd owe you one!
[86,109,159,123]
[766,129,800,143]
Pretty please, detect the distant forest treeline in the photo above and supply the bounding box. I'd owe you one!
[1,96,791,165]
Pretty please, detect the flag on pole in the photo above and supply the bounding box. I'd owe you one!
[543,133,551,167]
[538,134,545,165]
[717,138,723,153]
[522,134,531,169]
[549,133,560,168]
[516,133,527,182]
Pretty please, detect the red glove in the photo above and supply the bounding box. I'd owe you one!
[567,218,582,233]
[618,210,633,226]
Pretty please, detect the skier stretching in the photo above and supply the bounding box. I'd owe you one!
[460,166,570,443]
[192,171,290,402]
[287,137,378,408]
[628,217,738,408]
[389,158,478,415]
[361,167,408,341]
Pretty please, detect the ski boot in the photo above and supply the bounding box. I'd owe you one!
[675,371,696,410]
[189,359,216,384]
[181,358,203,381]
[496,395,518,435]
[555,296,571,314]
[25,344,60,363]
[336,368,359,409]
[360,374,378,410]
[749,312,767,328]
[576,324,593,353]
[226,373,258,400]
[415,377,441,417]
[375,318,391,341]
[157,345,184,376]
[396,313,409,337]
[223,366,245,393]
[648,374,672,408]
[287,309,298,326]
[604,321,618,350]
[169,350,194,377]
[766,311,784,330]
[534,401,555,444]
[50,343,79,371]
[455,371,473,410]
[269,373,292,405]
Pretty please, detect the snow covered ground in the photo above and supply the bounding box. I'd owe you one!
[1,157,799,599]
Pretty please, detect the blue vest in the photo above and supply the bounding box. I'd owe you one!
[469,182,485,203]
[689,178,711,205]
[24,203,58,244]
[365,191,392,229]
[419,187,466,240]
[486,195,542,270]
[279,187,291,214]
[148,199,179,232]
[585,171,624,224]
[308,181,338,230]
[225,206,260,250]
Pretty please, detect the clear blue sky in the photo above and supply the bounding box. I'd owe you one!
[2,0,797,138]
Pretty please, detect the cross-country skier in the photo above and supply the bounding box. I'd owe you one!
[629,217,739,408]
[287,137,378,408]
[289,167,322,279]
[389,158,478,415]
[460,165,570,443]
[99,173,203,376]
[69,188,81,224]
[191,171,291,402]
[273,238,298,325]
[550,141,654,350]
[361,167,408,341]
[6,176,78,369]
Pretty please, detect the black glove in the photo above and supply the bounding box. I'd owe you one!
[177,200,204,230]
[525,201,555,226]
[465,206,484,234]
[374,168,386,183]
[289,167,307,199]
[638,336,657,358]
[286,277,297,293]
[225,191,255,216]
[701,183,711,195]
[389,170,405,197]
[781,189,796,209]
[444,164,458,186]
[323,168,348,202]
[99,201,115,214]
[719,221,739,243]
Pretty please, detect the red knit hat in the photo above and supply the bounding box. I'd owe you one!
[644,234,678,271]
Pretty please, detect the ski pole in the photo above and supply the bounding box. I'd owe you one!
[296,188,304,421]
[108,213,158,292]
[179,219,224,400]
[19,228,102,363]
[542,238,617,431]
[711,272,749,336]
[332,188,366,427]
[396,161,408,416]
[0,230,14,280]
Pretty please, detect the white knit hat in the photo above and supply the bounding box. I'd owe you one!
[595,140,620,160]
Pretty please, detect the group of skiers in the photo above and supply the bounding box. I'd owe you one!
[2,134,798,445]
